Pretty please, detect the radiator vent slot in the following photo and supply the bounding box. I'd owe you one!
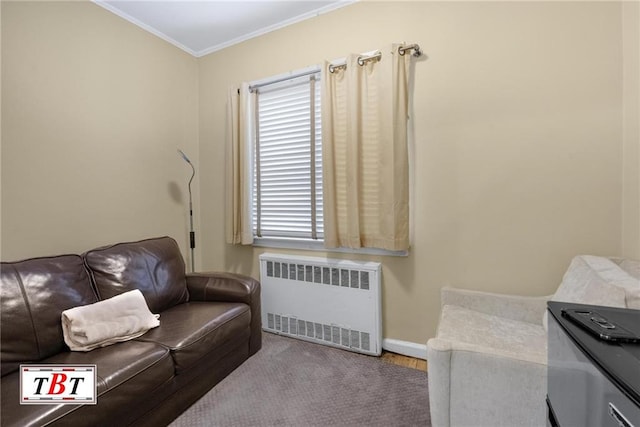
[265,260,372,290]
[266,312,372,352]
[260,253,382,356]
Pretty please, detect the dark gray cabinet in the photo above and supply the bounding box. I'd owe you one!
[547,302,640,427]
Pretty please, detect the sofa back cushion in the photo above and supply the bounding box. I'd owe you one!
[618,259,640,281]
[84,236,188,313]
[552,255,636,308]
[1,255,97,376]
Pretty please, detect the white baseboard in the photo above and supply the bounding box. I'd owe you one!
[382,338,427,360]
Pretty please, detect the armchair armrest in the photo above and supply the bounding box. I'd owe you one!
[186,272,261,355]
[441,286,552,325]
[427,337,547,427]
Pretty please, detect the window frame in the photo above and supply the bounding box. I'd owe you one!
[249,67,324,242]
[247,66,410,257]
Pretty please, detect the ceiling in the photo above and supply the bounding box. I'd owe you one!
[94,1,355,58]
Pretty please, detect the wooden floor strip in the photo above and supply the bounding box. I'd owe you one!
[381,351,427,372]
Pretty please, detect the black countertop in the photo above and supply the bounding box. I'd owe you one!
[548,301,640,407]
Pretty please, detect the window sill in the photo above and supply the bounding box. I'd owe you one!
[252,237,409,257]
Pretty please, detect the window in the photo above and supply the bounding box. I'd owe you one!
[251,70,323,241]
[228,51,413,255]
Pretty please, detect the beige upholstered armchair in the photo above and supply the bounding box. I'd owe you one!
[427,255,640,427]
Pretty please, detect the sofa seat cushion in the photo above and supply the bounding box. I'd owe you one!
[437,305,547,364]
[0,340,173,427]
[136,301,251,374]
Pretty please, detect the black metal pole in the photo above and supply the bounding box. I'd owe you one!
[179,149,196,272]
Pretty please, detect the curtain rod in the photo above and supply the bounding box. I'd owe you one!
[329,43,422,73]
[329,51,381,73]
[248,43,422,89]
[399,44,422,57]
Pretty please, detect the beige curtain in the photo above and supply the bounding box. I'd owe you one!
[225,83,254,245]
[322,44,410,251]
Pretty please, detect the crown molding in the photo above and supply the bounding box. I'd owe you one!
[93,0,357,58]
[194,1,357,58]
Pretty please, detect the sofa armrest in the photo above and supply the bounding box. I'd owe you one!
[186,272,261,355]
[426,338,452,427]
[426,337,547,427]
[441,286,552,325]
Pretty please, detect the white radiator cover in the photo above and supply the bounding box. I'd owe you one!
[259,253,382,356]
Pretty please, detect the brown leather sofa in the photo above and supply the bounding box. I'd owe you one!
[1,236,261,427]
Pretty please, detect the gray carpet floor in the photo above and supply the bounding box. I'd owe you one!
[170,332,430,426]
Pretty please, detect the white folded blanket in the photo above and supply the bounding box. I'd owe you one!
[62,289,160,352]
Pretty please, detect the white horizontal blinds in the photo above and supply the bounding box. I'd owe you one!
[253,72,323,239]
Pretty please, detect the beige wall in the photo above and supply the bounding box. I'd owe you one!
[199,1,628,344]
[623,1,640,259]
[1,2,199,263]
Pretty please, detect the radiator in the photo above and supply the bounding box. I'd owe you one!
[259,253,382,356]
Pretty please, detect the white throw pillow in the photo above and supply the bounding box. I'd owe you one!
[543,255,630,331]
[552,256,629,307]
